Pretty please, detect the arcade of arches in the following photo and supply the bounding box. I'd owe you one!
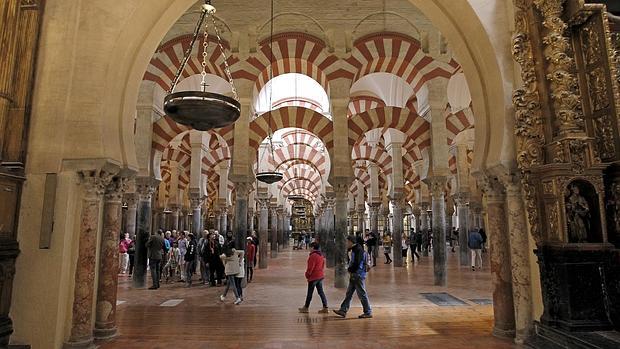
[1,0,620,348]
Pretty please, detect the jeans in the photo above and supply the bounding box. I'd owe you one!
[223,275,240,299]
[471,249,482,268]
[185,260,196,285]
[149,259,161,288]
[200,260,209,283]
[235,276,243,297]
[409,244,420,260]
[339,274,371,315]
[304,278,328,308]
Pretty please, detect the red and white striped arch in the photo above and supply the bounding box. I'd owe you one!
[269,143,328,177]
[351,144,393,176]
[446,106,474,145]
[249,106,333,151]
[347,96,386,117]
[285,187,317,202]
[143,34,241,92]
[280,165,323,190]
[279,177,322,198]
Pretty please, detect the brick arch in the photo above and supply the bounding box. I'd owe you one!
[143,33,241,92]
[285,188,317,202]
[446,106,474,145]
[280,129,325,148]
[347,107,429,154]
[347,96,386,117]
[202,147,231,169]
[279,177,322,198]
[281,164,322,185]
[249,106,333,151]
[339,32,453,92]
[351,144,393,176]
[276,158,326,181]
[269,143,328,176]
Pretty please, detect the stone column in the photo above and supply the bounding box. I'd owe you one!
[505,179,533,343]
[133,178,156,289]
[429,177,447,286]
[270,205,278,258]
[248,207,255,233]
[277,207,284,250]
[369,204,380,235]
[455,193,470,266]
[171,206,180,231]
[125,193,137,239]
[391,196,405,267]
[419,203,430,256]
[481,176,516,338]
[333,182,349,288]
[220,208,228,233]
[190,196,203,236]
[258,199,269,268]
[357,206,365,233]
[94,177,127,339]
[64,170,114,348]
[325,198,335,268]
[234,183,249,249]
[348,210,355,234]
[158,210,166,232]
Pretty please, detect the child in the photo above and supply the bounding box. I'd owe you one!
[163,242,180,283]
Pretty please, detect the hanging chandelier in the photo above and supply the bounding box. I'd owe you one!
[255,0,283,185]
[163,0,240,131]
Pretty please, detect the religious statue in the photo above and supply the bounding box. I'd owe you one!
[565,184,591,243]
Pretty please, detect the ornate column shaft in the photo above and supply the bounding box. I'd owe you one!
[480,175,516,338]
[233,182,249,249]
[419,203,430,256]
[455,193,470,266]
[325,199,335,268]
[64,170,113,348]
[94,177,127,339]
[270,205,278,258]
[190,196,203,236]
[391,197,405,267]
[429,177,447,286]
[258,199,269,268]
[133,178,155,289]
[333,182,349,288]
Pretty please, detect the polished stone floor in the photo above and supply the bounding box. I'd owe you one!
[100,245,519,349]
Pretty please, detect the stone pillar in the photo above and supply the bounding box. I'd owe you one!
[455,193,470,266]
[333,182,349,288]
[234,183,249,249]
[270,205,278,258]
[357,206,365,233]
[248,207,255,233]
[277,208,284,250]
[369,204,380,235]
[505,179,533,343]
[258,199,269,268]
[220,208,228,233]
[133,178,155,289]
[481,176,516,338]
[429,177,447,286]
[94,177,127,339]
[171,206,180,231]
[125,193,137,239]
[419,203,430,256]
[325,198,335,268]
[391,197,405,267]
[158,210,166,232]
[64,170,114,348]
[190,196,203,236]
[348,210,355,234]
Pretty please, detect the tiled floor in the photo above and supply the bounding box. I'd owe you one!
[100,247,520,349]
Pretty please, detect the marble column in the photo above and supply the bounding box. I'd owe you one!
[258,199,269,268]
[392,197,405,267]
[482,177,516,338]
[455,193,470,266]
[220,208,228,233]
[505,180,533,343]
[190,196,203,236]
[171,206,179,231]
[248,207,255,233]
[234,183,249,249]
[94,177,126,339]
[270,206,278,258]
[357,206,365,233]
[133,178,155,289]
[325,200,335,268]
[64,170,113,348]
[348,211,355,234]
[429,177,447,286]
[158,210,166,232]
[124,194,137,239]
[419,204,430,257]
[334,183,349,288]
[369,204,380,236]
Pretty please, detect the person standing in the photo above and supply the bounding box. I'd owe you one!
[185,233,197,287]
[219,247,243,305]
[245,237,256,282]
[118,233,132,274]
[468,229,484,271]
[127,236,136,276]
[206,233,223,286]
[333,235,372,319]
[382,233,393,264]
[298,242,329,314]
[401,236,408,259]
[479,228,487,253]
[177,231,188,282]
[146,231,165,290]
[365,230,377,267]
[198,230,209,284]
[408,228,420,262]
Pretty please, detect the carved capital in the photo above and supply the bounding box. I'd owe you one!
[78,169,115,201]
[427,176,447,197]
[104,176,128,203]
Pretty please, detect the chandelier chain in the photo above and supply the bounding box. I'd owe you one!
[210,15,238,100]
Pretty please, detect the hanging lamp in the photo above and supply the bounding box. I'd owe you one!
[163,0,240,131]
[256,0,283,185]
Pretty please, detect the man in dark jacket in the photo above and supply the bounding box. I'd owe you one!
[408,228,420,262]
[205,233,224,286]
[365,229,377,267]
[333,235,372,319]
[146,230,165,289]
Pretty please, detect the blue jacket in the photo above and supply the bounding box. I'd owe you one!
[468,231,483,249]
[348,243,367,279]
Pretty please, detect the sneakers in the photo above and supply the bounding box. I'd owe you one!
[318,307,329,314]
[332,309,346,318]
[471,266,476,271]
[298,307,309,313]
[220,295,226,302]
[234,298,242,305]
[358,313,373,319]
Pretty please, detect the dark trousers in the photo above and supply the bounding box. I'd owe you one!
[410,244,420,260]
[247,266,254,281]
[185,260,196,285]
[304,278,328,308]
[339,274,371,315]
[235,276,243,297]
[209,258,224,285]
[149,259,161,288]
[128,253,135,275]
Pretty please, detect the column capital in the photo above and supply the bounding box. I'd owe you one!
[78,169,117,201]
[104,176,128,203]
[233,181,251,197]
[426,176,447,197]
[477,174,506,203]
[136,177,158,201]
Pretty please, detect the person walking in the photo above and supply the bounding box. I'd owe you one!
[468,229,484,271]
[382,233,393,264]
[333,235,372,319]
[185,233,197,287]
[365,230,378,267]
[146,230,165,290]
[408,229,420,262]
[219,247,243,305]
[236,246,246,301]
[298,242,329,314]
[401,236,408,259]
[245,237,256,282]
[118,233,132,274]
[198,230,210,284]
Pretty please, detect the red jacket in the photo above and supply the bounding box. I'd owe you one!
[246,242,256,263]
[305,250,325,281]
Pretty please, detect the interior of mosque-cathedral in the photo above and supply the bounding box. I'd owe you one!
[2,0,620,348]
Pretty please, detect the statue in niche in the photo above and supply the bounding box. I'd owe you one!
[565,184,591,243]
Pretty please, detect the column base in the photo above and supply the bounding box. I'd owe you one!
[63,336,95,349]
[93,325,118,340]
[492,326,515,339]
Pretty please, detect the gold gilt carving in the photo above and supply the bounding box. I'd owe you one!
[534,0,585,135]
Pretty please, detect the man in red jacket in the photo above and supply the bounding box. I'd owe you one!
[299,242,329,314]
[246,237,256,282]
